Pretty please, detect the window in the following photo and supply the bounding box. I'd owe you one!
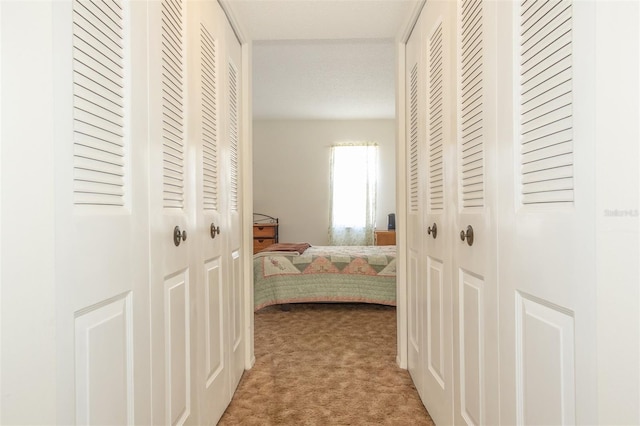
[329,144,378,245]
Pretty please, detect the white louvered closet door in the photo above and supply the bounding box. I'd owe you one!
[192,1,232,424]
[418,1,455,425]
[53,0,151,424]
[148,0,198,424]
[405,12,426,400]
[452,0,499,424]
[223,17,246,394]
[497,0,597,424]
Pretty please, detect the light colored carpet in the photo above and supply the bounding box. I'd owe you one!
[219,303,435,425]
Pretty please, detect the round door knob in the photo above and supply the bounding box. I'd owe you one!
[460,225,474,246]
[173,226,182,247]
[181,229,187,242]
[427,223,437,239]
[210,223,220,239]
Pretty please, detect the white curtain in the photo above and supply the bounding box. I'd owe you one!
[329,143,378,245]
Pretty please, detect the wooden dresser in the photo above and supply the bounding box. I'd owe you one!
[253,223,279,254]
[374,230,396,246]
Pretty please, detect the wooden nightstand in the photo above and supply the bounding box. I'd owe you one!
[253,223,278,253]
[374,230,396,246]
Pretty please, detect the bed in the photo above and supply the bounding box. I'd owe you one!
[253,243,397,311]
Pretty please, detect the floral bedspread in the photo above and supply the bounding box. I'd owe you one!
[254,245,396,311]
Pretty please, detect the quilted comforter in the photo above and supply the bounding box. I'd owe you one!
[254,245,396,311]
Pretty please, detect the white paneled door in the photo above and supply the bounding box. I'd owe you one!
[497,0,597,424]
[192,1,232,424]
[53,0,150,424]
[149,0,198,424]
[452,0,499,424]
[421,2,455,425]
[224,18,246,392]
[405,12,425,400]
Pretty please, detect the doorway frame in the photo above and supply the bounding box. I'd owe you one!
[225,0,427,371]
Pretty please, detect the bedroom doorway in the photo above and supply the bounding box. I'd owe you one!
[250,59,400,341]
[249,35,402,360]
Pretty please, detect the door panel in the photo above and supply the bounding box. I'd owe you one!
[426,257,445,387]
[453,0,499,424]
[232,251,242,352]
[149,0,197,423]
[405,16,425,397]
[408,249,421,379]
[458,271,484,426]
[517,294,576,425]
[165,271,191,425]
[204,259,225,385]
[225,22,245,391]
[53,0,150,424]
[421,2,455,424]
[497,0,597,424]
[74,294,134,425]
[193,1,231,423]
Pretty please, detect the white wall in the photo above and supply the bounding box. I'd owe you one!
[253,119,396,245]
[595,2,640,423]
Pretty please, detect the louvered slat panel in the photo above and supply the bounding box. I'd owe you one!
[74,104,123,136]
[229,62,239,212]
[522,164,573,184]
[460,0,484,208]
[428,23,444,213]
[162,0,185,209]
[520,0,574,205]
[73,73,122,108]
[201,25,218,211]
[74,49,123,88]
[409,63,419,212]
[73,0,125,206]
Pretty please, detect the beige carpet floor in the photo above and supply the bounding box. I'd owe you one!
[219,303,434,425]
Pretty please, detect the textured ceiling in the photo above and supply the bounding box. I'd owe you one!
[252,39,396,120]
[220,0,423,119]
[220,0,422,41]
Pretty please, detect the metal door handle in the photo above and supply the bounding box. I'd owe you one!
[210,223,220,239]
[460,225,474,246]
[174,226,187,246]
[427,223,437,239]
[173,226,182,246]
